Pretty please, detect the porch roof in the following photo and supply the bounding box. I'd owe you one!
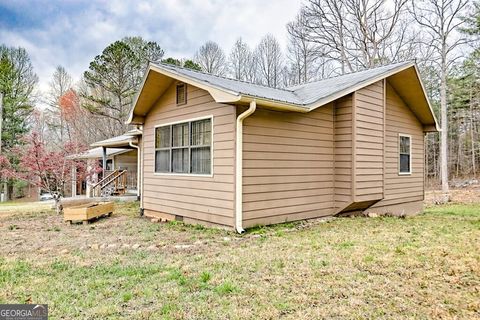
[90,129,141,148]
[67,147,130,160]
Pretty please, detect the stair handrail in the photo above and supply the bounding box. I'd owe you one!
[92,170,118,189]
[100,170,127,191]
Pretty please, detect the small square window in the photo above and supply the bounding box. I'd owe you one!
[176,83,187,105]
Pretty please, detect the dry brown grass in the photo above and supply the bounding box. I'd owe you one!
[0,201,479,319]
[0,200,53,217]
[425,186,480,205]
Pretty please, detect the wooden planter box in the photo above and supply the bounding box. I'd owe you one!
[64,202,114,224]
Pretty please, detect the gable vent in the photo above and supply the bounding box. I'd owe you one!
[176,83,187,105]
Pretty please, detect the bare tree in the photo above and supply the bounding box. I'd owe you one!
[244,52,258,83]
[287,12,319,84]
[46,65,73,144]
[300,1,353,73]
[229,38,256,81]
[410,0,469,201]
[255,34,284,88]
[345,0,409,68]
[297,0,412,74]
[194,41,227,76]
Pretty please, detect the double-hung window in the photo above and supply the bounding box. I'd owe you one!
[155,118,212,175]
[399,134,411,174]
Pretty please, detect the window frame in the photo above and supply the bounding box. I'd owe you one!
[154,115,213,177]
[398,133,412,175]
[176,83,187,105]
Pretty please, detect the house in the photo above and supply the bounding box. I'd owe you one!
[68,131,140,198]
[127,61,439,232]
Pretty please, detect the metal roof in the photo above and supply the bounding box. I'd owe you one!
[90,132,138,148]
[153,61,414,107]
[67,147,130,160]
[289,62,413,105]
[128,60,438,131]
[156,62,303,106]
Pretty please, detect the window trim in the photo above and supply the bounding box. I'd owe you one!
[154,115,213,177]
[176,83,187,105]
[398,133,412,175]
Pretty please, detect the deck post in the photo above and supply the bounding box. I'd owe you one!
[102,147,107,177]
[71,165,77,197]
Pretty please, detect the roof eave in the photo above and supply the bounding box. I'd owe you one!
[67,148,131,160]
[412,64,441,132]
[238,95,309,112]
[423,124,440,132]
[90,138,137,148]
[127,62,153,125]
[125,129,143,136]
[127,64,242,124]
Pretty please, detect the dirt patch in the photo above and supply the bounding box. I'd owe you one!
[425,186,480,205]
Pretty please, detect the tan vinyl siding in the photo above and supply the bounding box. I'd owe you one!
[114,149,137,173]
[371,82,424,210]
[354,81,385,202]
[142,82,236,227]
[334,95,353,209]
[242,105,335,227]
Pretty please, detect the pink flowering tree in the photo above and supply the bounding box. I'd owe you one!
[1,132,97,214]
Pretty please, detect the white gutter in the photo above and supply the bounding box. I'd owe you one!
[128,140,141,199]
[235,100,257,233]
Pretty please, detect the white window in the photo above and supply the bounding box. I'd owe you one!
[155,118,212,175]
[399,134,411,174]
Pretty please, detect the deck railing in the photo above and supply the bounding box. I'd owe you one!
[102,171,137,190]
[91,169,137,197]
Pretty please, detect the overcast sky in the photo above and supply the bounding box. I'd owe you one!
[0,0,303,95]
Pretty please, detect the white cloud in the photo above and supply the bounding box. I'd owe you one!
[0,0,302,99]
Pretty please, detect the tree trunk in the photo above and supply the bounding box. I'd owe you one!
[440,42,449,201]
[470,90,476,178]
[54,196,63,215]
[456,132,461,177]
[4,182,10,200]
[433,136,437,182]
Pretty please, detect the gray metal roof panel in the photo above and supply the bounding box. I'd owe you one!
[153,61,413,107]
[154,63,303,105]
[90,134,135,147]
[289,62,412,104]
[67,147,130,160]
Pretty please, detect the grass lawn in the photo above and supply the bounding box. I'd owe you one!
[0,200,53,216]
[0,202,479,319]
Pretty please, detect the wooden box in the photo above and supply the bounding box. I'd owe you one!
[64,202,114,224]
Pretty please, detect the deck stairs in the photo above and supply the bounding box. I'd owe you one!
[92,170,128,197]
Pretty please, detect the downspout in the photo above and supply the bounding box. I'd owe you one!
[235,100,256,233]
[128,140,141,201]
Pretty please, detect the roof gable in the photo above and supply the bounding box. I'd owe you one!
[128,61,439,131]
[289,62,412,105]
